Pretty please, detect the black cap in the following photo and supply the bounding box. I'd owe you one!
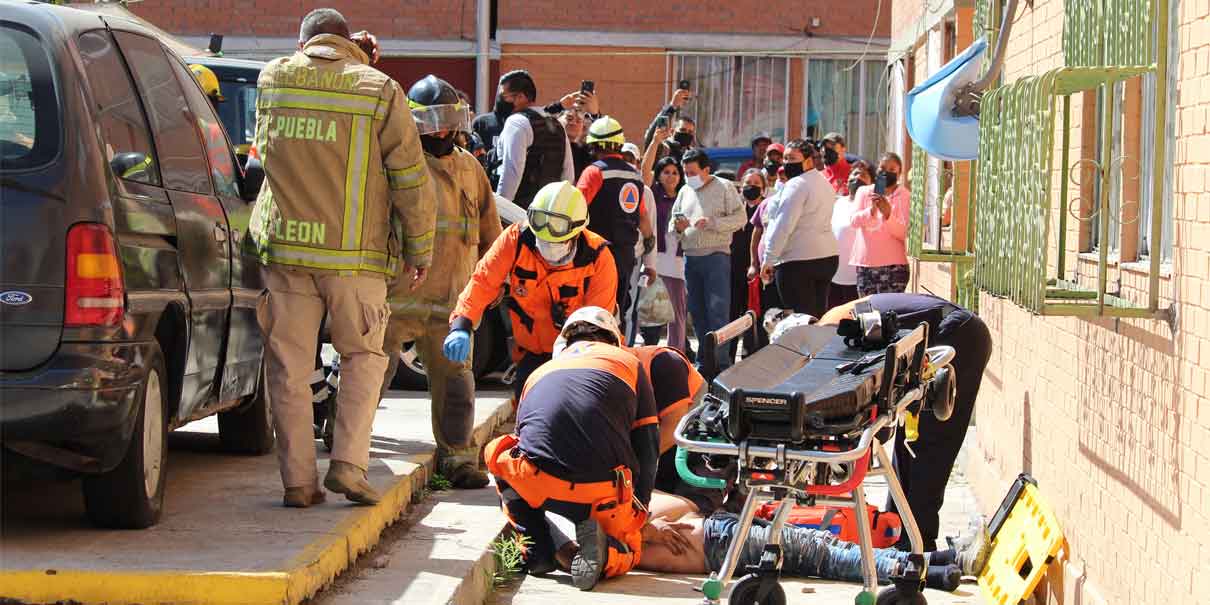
[407,74,460,107]
[750,133,772,147]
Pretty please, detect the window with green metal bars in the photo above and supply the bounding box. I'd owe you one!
[970,0,1173,318]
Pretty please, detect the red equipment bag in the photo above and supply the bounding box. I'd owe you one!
[755,502,902,548]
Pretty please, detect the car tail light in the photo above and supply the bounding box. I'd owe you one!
[65,223,125,326]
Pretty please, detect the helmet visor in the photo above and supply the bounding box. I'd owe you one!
[527,208,586,239]
[410,102,472,135]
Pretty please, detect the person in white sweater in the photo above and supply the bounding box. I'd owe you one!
[670,149,747,369]
[759,140,839,318]
[829,161,872,308]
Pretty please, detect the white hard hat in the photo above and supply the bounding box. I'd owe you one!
[552,306,622,356]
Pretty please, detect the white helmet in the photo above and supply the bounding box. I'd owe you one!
[552,306,622,356]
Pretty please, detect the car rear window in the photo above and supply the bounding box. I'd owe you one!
[0,23,59,171]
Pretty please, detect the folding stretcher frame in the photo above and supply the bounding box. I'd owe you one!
[674,314,957,605]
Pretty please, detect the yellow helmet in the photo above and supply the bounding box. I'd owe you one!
[189,64,224,102]
[527,181,589,243]
[585,116,625,146]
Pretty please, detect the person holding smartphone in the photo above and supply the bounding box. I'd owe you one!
[848,152,910,296]
[759,140,840,319]
[643,81,695,157]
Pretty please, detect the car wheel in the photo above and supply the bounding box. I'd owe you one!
[218,362,275,455]
[390,342,429,390]
[83,349,168,529]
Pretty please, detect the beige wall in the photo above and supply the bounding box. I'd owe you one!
[894,0,1210,603]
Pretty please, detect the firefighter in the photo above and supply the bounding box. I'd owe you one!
[250,9,436,508]
[575,117,652,336]
[444,181,618,400]
[379,75,502,490]
[484,307,659,590]
[188,63,239,198]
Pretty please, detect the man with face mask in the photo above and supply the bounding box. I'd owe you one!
[374,75,503,489]
[821,132,854,195]
[446,181,618,401]
[487,70,576,209]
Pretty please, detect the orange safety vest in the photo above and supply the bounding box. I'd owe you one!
[451,223,618,359]
[625,345,705,453]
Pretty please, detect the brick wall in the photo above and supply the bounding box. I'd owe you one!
[498,44,669,147]
[129,1,473,38]
[896,0,1210,603]
[497,0,889,37]
[130,0,888,39]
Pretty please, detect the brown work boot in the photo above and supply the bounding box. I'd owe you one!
[283,484,326,508]
[323,461,381,505]
[446,462,490,489]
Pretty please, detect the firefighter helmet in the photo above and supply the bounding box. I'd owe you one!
[189,64,224,102]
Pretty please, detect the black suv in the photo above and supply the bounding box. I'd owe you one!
[184,56,264,163]
[0,1,272,528]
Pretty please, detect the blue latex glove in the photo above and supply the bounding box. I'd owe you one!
[443,329,471,363]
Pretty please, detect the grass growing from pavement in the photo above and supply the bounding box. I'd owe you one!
[428,473,453,492]
[489,533,532,586]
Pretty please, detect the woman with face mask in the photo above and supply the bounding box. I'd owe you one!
[728,169,769,354]
[828,162,873,308]
[848,153,911,296]
[638,156,690,352]
[758,140,840,319]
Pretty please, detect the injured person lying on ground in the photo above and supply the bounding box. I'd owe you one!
[546,491,990,591]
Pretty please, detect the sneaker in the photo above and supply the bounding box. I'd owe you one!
[524,551,556,576]
[952,517,991,576]
[925,563,962,592]
[323,461,382,505]
[570,519,607,591]
[446,462,490,489]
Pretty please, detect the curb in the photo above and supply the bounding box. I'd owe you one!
[0,399,514,605]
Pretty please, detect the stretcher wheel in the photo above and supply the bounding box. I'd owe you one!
[875,586,926,605]
[728,574,786,605]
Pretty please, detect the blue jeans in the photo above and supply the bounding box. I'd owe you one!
[702,513,909,584]
[684,253,733,369]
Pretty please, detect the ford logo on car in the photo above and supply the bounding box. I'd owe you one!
[0,291,33,306]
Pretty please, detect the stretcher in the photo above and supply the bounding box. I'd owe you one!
[675,310,957,605]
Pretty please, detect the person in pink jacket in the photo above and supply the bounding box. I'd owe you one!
[849,152,910,296]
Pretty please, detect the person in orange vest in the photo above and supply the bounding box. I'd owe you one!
[188,64,239,197]
[444,181,617,400]
[483,306,658,590]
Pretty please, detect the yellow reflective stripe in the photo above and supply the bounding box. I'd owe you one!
[258,87,385,118]
[387,163,427,190]
[265,243,393,273]
[343,115,372,250]
[404,230,435,257]
[435,218,478,235]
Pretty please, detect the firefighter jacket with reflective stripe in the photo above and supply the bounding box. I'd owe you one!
[388,148,502,323]
[249,34,436,277]
[581,157,644,250]
[450,224,618,358]
[514,108,568,209]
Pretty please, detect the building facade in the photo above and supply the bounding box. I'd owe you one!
[128,0,892,157]
[891,1,1208,603]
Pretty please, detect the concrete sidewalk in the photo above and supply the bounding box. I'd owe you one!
[491,434,987,605]
[0,389,512,605]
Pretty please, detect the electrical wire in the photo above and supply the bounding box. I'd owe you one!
[839,0,883,72]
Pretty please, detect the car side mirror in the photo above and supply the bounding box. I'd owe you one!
[241,156,265,202]
[110,151,152,181]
